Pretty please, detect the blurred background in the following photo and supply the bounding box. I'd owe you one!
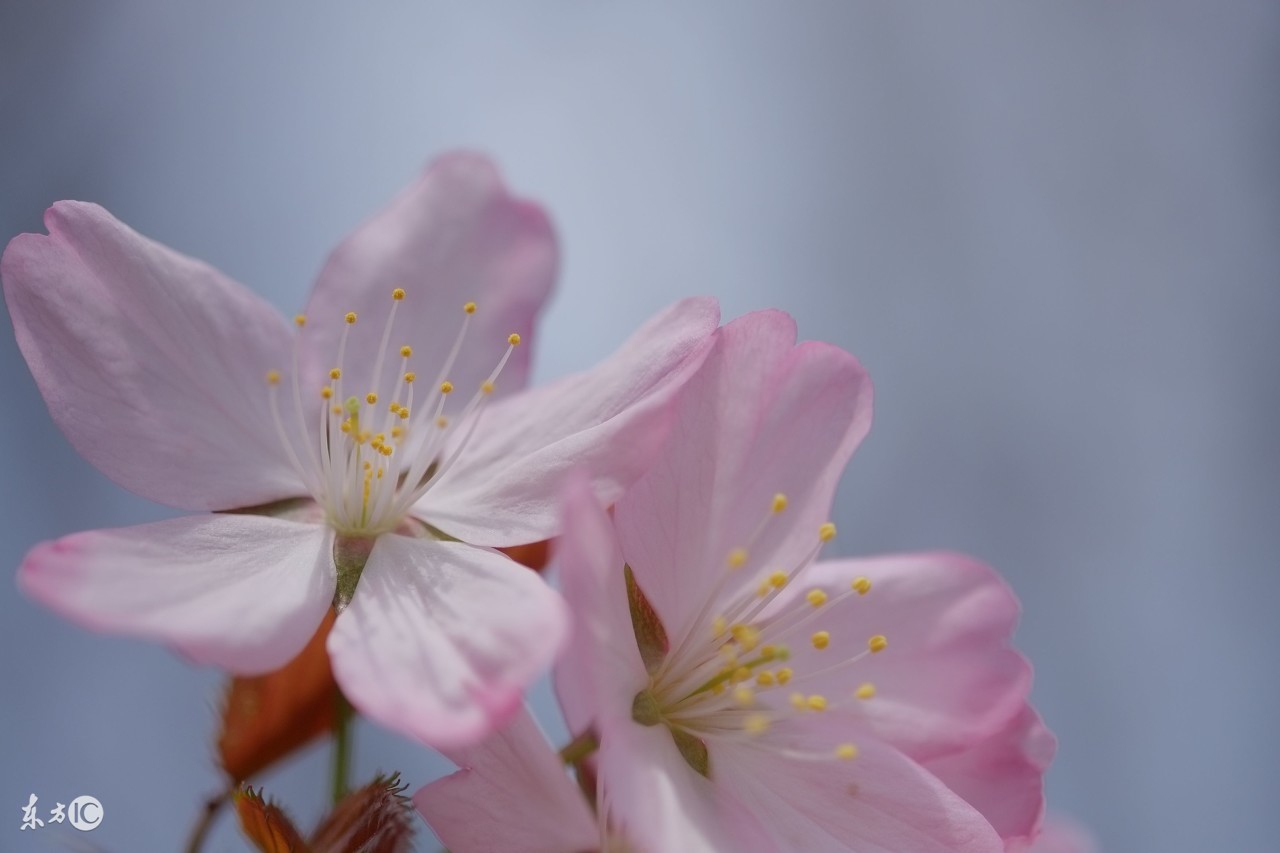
[2,2,1277,851]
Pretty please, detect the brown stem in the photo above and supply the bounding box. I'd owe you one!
[184,788,232,853]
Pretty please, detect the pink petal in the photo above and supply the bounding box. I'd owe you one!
[1025,817,1098,853]
[595,716,764,853]
[18,513,334,674]
[924,705,1057,847]
[551,471,646,738]
[417,296,719,546]
[714,732,1004,852]
[413,706,599,853]
[784,552,1032,760]
[300,152,555,404]
[328,534,568,748]
[1,202,303,510]
[616,309,872,639]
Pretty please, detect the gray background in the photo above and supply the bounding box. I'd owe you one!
[2,3,1277,851]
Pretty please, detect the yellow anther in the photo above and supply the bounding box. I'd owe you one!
[332,405,343,415]
[819,522,837,542]
[321,387,333,399]
[811,630,831,650]
[440,381,454,394]
[481,380,495,394]
[399,345,412,357]
[377,469,384,478]
[366,392,378,405]
[403,371,416,383]
[772,493,788,513]
[730,624,760,652]
[436,416,449,428]
[806,589,829,607]
[789,692,807,710]
[731,666,751,684]
[392,287,406,301]
[398,407,410,419]
[330,368,342,379]
[856,683,877,700]
[835,743,859,760]
[339,421,352,434]
[345,312,357,325]
[718,644,739,666]
[464,301,477,314]
[776,667,793,685]
[357,430,371,444]
[265,370,281,385]
[390,426,403,439]
[380,445,393,456]
[733,686,754,706]
[757,580,772,597]
[807,694,828,712]
[712,615,727,637]
[294,314,307,327]
[744,714,770,735]
[508,332,521,346]
[868,634,888,654]
[756,671,776,687]
[374,433,386,443]
[759,645,778,661]
[727,547,748,569]
[852,576,872,595]
[769,570,788,589]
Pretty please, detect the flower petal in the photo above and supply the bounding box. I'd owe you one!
[418,296,720,546]
[616,308,872,639]
[328,534,568,748]
[714,733,1005,853]
[413,706,599,853]
[1,202,303,509]
[1024,817,1098,853]
[300,152,555,403]
[781,552,1032,760]
[552,471,645,737]
[596,716,765,853]
[18,513,334,673]
[924,705,1056,847]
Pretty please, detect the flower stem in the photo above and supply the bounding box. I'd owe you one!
[331,692,354,805]
[183,788,231,853]
[559,729,599,765]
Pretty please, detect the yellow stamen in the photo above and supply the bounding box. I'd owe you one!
[727,547,748,569]
[440,381,454,394]
[344,312,357,324]
[330,368,342,379]
[400,345,412,357]
[744,714,770,735]
[366,392,378,405]
[320,387,333,399]
[756,671,776,687]
[772,493,788,513]
[508,332,521,346]
[868,634,888,654]
[481,380,495,394]
[733,686,754,706]
[403,371,416,383]
[811,631,830,650]
[852,576,872,595]
[464,301,477,314]
[835,743,859,760]
[856,683,876,700]
[769,570,788,589]
[712,615,727,637]
[392,288,406,301]
[730,666,751,684]
[807,694,828,711]
[294,314,307,327]
[819,522,837,542]
[265,370,281,385]
[790,692,807,710]
[806,589,829,607]
[776,667,793,685]
[730,624,760,652]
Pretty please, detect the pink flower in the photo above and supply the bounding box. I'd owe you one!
[545,310,1051,850]
[1024,817,1098,853]
[2,152,718,748]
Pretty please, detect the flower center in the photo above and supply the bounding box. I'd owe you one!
[266,290,519,536]
[633,495,887,769]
